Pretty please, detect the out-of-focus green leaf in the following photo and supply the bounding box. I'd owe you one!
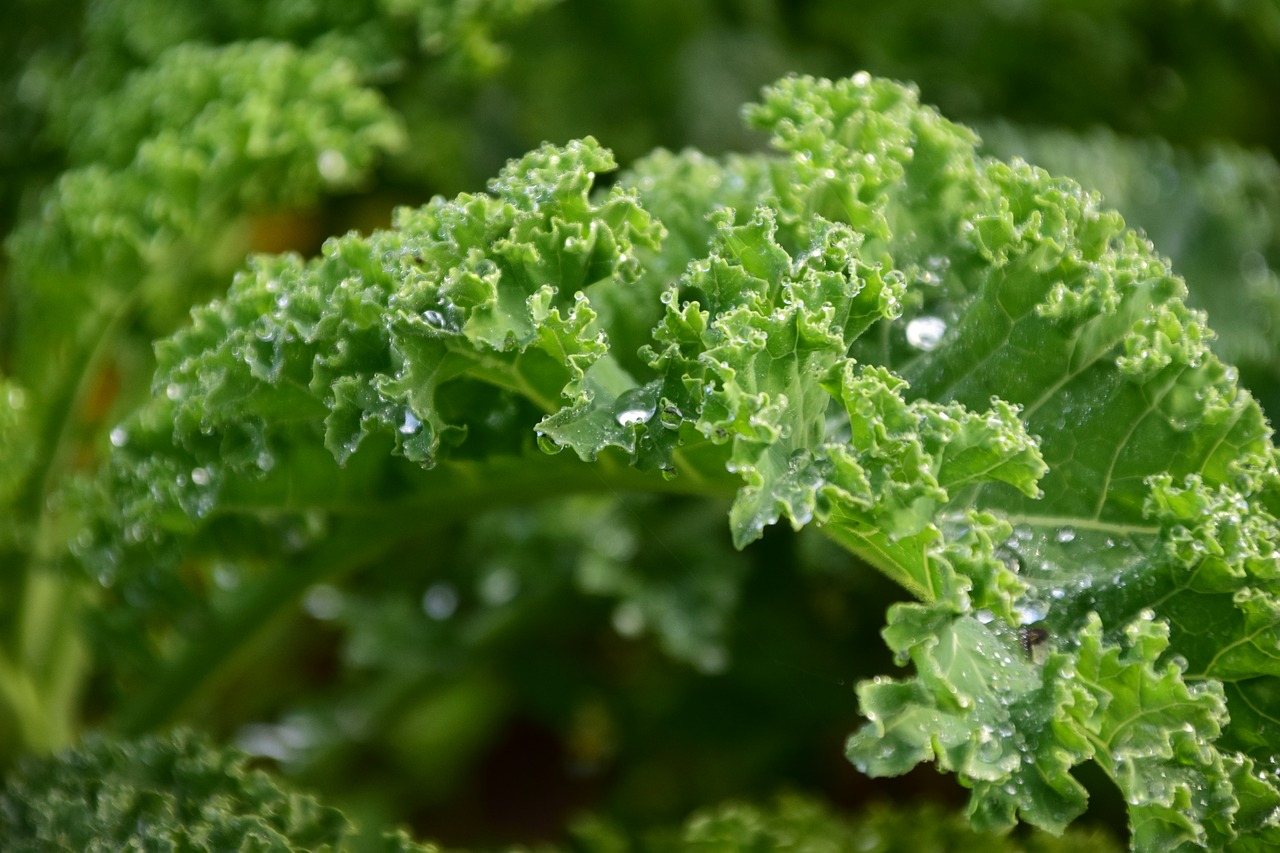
[0,730,352,851]
[981,124,1280,416]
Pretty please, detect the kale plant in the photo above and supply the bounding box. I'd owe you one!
[3,3,1280,849]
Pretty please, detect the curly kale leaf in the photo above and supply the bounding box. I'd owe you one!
[0,731,352,851]
[90,74,1280,849]
[741,76,1280,848]
[4,40,405,456]
[981,124,1280,419]
[0,730,1122,852]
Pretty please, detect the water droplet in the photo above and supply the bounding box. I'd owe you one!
[613,387,656,427]
[166,383,183,400]
[191,467,211,486]
[611,602,645,637]
[422,309,449,330]
[1015,599,1049,624]
[905,316,947,351]
[399,410,422,435]
[109,426,129,447]
[303,584,344,620]
[694,646,728,675]
[536,432,564,455]
[317,149,350,183]
[1056,527,1076,543]
[422,583,458,620]
[213,563,240,590]
[235,720,315,764]
[659,465,678,481]
[479,567,519,606]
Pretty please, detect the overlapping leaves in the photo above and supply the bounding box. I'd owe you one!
[92,73,1280,849]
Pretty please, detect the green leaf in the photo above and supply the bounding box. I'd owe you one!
[86,72,1280,849]
[0,730,351,851]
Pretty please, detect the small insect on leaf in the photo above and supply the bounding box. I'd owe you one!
[1019,626,1049,665]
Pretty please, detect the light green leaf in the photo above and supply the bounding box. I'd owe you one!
[88,73,1280,849]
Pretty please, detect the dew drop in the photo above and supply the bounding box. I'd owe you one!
[399,410,422,435]
[109,426,129,447]
[235,720,315,764]
[611,602,645,637]
[213,564,239,590]
[1015,599,1049,623]
[303,584,344,620]
[1056,527,1077,543]
[536,432,564,455]
[613,387,656,427]
[422,583,459,620]
[694,646,728,675]
[191,467,211,486]
[317,149,350,183]
[477,567,519,605]
[905,316,947,351]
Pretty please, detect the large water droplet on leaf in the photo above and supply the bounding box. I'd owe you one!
[613,386,656,427]
[399,410,422,435]
[905,316,947,351]
[536,432,564,455]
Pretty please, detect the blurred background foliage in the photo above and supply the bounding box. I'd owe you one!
[3,0,1279,848]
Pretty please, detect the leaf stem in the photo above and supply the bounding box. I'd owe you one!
[2,291,138,758]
